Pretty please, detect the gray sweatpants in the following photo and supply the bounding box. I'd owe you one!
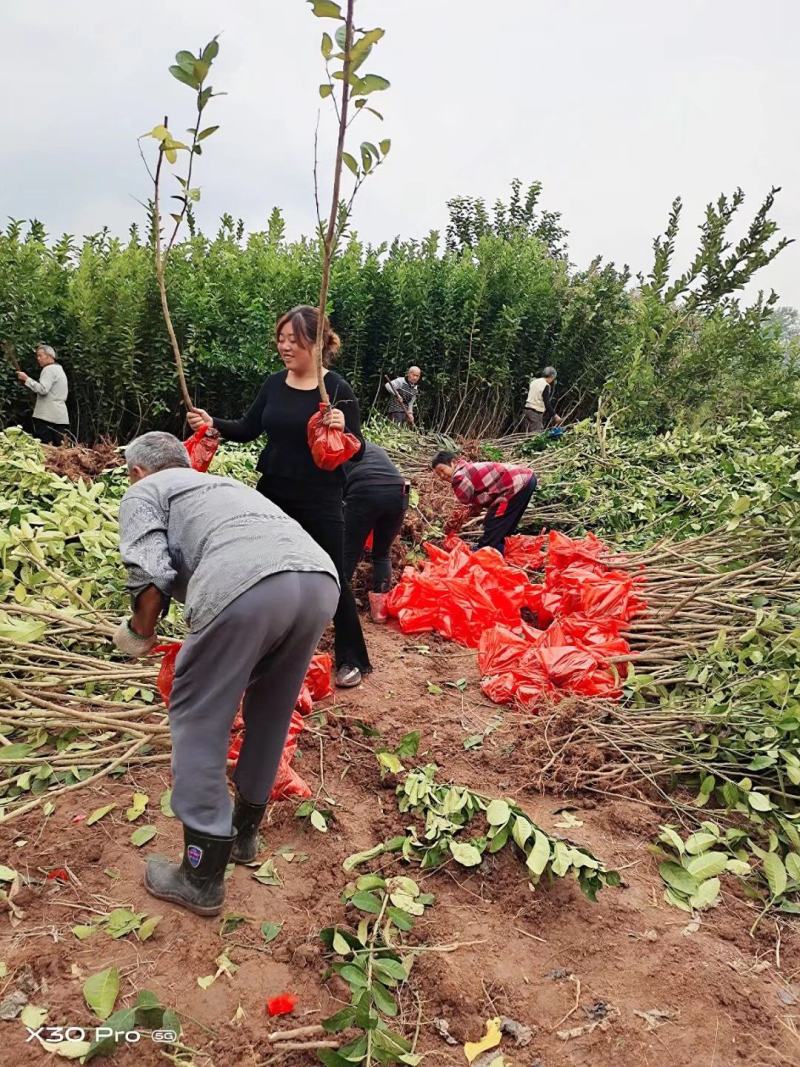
[523,409,545,434]
[168,571,339,836]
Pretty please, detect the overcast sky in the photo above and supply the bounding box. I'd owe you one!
[5,1,799,307]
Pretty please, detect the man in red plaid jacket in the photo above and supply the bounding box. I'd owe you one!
[431,450,536,555]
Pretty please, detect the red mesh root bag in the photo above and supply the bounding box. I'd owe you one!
[304,653,333,700]
[503,534,548,570]
[184,424,221,472]
[386,537,545,648]
[307,404,361,471]
[154,643,181,705]
[226,710,311,799]
[154,643,329,801]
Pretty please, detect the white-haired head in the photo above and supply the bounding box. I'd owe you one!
[36,344,57,365]
[123,431,190,483]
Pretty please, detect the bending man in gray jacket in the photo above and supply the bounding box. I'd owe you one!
[114,431,339,916]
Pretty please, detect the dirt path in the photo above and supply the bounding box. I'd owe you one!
[1,621,798,1066]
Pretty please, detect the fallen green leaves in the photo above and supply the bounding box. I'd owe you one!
[85,989,180,1059]
[318,872,430,1065]
[86,804,116,826]
[396,766,619,900]
[260,921,283,944]
[83,967,119,1021]
[130,825,157,848]
[159,788,175,818]
[126,792,148,821]
[197,948,238,990]
[253,858,283,886]
[376,732,420,777]
[296,799,332,833]
[71,907,161,943]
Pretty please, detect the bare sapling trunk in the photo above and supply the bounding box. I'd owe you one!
[152,115,194,413]
[142,38,222,417]
[315,0,355,406]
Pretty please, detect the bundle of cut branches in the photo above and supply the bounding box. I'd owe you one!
[0,606,169,823]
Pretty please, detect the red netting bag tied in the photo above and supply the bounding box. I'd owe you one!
[307,404,361,471]
[183,424,220,472]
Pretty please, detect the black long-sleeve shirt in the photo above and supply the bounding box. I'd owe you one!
[213,370,365,499]
[343,443,404,499]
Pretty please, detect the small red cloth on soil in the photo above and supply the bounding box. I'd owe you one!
[387,531,646,711]
[307,405,361,471]
[47,868,70,882]
[266,993,298,1017]
[183,424,220,472]
[154,646,332,801]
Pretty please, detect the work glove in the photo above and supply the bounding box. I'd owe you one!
[113,618,157,658]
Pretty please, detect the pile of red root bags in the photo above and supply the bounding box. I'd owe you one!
[385,531,647,711]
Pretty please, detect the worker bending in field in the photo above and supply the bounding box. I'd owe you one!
[114,432,339,916]
[524,366,561,434]
[385,366,421,426]
[343,441,410,621]
[431,450,536,555]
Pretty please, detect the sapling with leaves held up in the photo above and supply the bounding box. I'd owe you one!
[139,37,224,413]
[306,0,391,464]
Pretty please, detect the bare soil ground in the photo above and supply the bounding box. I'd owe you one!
[1,622,799,1066]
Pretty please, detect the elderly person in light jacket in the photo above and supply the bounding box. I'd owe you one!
[114,431,339,916]
[16,344,70,444]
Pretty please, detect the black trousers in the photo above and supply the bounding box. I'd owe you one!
[344,485,408,592]
[477,476,537,555]
[256,476,372,673]
[32,419,71,445]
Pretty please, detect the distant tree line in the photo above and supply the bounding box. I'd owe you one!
[0,181,796,442]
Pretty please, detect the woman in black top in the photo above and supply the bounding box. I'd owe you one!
[187,305,371,687]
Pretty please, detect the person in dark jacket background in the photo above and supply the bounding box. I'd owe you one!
[343,442,409,621]
[187,305,370,688]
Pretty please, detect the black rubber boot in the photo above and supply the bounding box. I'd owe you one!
[144,824,235,916]
[231,790,268,864]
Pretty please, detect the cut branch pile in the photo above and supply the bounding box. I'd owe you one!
[605,526,800,678]
[0,606,168,824]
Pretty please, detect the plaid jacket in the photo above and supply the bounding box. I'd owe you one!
[385,376,418,415]
[450,460,534,518]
